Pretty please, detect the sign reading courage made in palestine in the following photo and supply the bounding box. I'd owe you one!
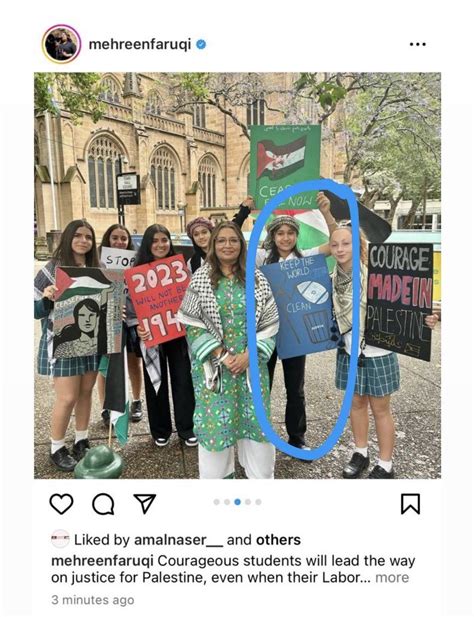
[365,243,434,362]
[260,254,338,359]
[249,125,321,211]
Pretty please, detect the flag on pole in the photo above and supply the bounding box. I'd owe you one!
[101,333,129,446]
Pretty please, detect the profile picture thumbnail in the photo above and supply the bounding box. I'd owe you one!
[42,25,81,63]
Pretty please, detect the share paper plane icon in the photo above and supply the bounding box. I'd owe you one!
[134,494,157,515]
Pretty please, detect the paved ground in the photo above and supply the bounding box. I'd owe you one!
[34,264,441,480]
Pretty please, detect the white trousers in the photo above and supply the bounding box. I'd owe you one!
[198,439,275,479]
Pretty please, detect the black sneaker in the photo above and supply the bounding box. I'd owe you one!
[154,437,170,447]
[72,439,90,461]
[50,446,77,472]
[130,400,143,422]
[184,436,198,447]
[101,409,110,427]
[368,464,395,479]
[342,452,370,479]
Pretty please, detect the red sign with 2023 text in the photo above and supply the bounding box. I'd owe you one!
[125,255,190,347]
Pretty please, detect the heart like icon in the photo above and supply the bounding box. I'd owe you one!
[49,493,74,515]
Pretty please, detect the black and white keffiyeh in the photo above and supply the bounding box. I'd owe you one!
[332,262,368,343]
[178,263,279,341]
[34,260,57,373]
[177,264,279,390]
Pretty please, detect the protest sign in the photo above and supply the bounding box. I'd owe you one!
[260,254,338,359]
[365,243,434,361]
[125,255,190,347]
[53,267,125,358]
[250,125,321,208]
[101,246,137,269]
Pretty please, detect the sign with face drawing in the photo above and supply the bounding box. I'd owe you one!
[260,254,339,359]
[52,267,125,358]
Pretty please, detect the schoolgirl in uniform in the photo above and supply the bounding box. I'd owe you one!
[186,197,254,274]
[131,224,197,447]
[98,224,143,424]
[255,193,337,449]
[329,223,439,478]
[34,219,101,471]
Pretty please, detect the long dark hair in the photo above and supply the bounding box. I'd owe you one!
[53,298,106,351]
[135,224,175,266]
[100,224,135,250]
[206,222,246,289]
[52,219,99,267]
[265,222,303,264]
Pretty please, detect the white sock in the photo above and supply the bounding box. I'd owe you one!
[355,446,368,457]
[75,430,88,444]
[51,439,65,454]
[378,458,393,472]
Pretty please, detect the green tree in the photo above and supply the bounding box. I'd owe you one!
[339,73,441,224]
[34,73,106,122]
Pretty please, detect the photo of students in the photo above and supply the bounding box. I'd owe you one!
[178,222,280,479]
[255,193,337,449]
[34,220,101,471]
[329,223,439,479]
[98,224,143,426]
[131,224,197,447]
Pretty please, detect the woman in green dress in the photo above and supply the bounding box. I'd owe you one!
[178,222,279,479]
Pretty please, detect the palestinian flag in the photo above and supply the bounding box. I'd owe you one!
[101,334,129,446]
[55,267,113,301]
[257,136,306,180]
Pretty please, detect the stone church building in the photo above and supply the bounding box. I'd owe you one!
[34,72,346,244]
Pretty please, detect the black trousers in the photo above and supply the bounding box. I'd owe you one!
[267,349,307,446]
[142,337,195,440]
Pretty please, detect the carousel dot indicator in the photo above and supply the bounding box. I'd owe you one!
[224,499,230,505]
[213,499,220,505]
[255,499,262,505]
[245,499,251,505]
[234,499,241,506]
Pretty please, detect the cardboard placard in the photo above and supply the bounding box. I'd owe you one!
[125,255,190,347]
[260,254,338,359]
[365,243,434,361]
[53,267,125,358]
[250,125,321,211]
[101,246,137,269]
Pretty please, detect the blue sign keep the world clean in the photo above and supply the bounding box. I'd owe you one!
[260,254,339,359]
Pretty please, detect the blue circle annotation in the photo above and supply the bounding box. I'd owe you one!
[245,179,360,461]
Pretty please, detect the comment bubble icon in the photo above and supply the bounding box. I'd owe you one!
[92,493,115,516]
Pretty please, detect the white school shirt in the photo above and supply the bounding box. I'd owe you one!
[342,332,391,358]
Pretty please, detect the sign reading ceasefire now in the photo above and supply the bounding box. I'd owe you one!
[365,243,434,361]
[125,255,190,347]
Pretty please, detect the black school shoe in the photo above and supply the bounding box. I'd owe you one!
[130,400,143,422]
[50,446,77,472]
[72,439,90,461]
[101,409,110,427]
[342,452,370,479]
[368,464,395,479]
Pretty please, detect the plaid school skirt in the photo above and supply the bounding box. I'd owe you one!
[336,349,400,397]
[37,333,100,377]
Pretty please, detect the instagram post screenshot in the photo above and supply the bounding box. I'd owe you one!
[1,2,473,616]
